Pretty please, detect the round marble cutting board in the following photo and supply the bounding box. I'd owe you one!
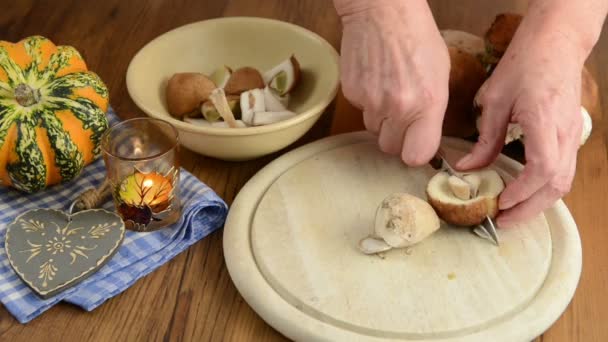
[223,132,582,342]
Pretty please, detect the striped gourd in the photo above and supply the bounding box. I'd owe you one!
[0,36,109,193]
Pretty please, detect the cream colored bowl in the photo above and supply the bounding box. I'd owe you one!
[126,17,340,161]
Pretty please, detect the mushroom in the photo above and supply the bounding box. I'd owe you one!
[439,30,488,138]
[208,88,239,128]
[477,12,598,146]
[240,88,266,125]
[442,47,487,138]
[166,73,216,118]
[447,174,481,200]
[224,67,265,95]
[200,95,241,122]
[209,65,233,88]
[263,55,301,95]
[358,193,441,255]
[426,170,504,227]
[263,86,289,112]
[484,13,523,69]
[481,106,593,147]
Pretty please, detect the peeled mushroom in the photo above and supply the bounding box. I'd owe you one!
[358,193,441,255]
[264,55,301,95]
[426,170,504,227]
[263,86,288,112]
[208,88,239,128]
[240,88,266,125]
[209,65,233,88]
[241,88,296,126]
[201,95,240,123]
[447,174,481,200]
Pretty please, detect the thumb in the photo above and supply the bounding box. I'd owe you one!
[456,104,510,170]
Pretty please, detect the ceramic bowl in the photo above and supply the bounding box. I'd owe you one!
[126,17,340,161]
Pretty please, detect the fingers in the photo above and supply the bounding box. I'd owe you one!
[498,111,559,210]
[455,85,510,171]
[498,143,577,226]
[378,118,406,155]
[363,111,384,133]
[401,105,444,166]
[497,176,566,227]
[498,108,580,226]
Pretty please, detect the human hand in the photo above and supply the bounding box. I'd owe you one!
[455,17,589,227]
[335,0,450,165]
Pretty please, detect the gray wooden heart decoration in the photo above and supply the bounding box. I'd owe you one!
[5,208,125,298]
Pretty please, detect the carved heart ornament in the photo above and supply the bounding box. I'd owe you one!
[5,208,125,298]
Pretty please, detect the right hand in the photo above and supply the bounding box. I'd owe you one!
[336,0,450,165]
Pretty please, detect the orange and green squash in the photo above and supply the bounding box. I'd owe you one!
[0,36,109,193]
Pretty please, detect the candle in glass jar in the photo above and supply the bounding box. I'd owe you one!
[118,171,173,211]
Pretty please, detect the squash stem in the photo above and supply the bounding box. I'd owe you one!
[15,84,40,107]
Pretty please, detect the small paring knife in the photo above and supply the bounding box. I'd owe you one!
[430,150,500,246]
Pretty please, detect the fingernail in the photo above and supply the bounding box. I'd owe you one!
[455,154,473,170]
[499,197,515,210]
[402,150,420,166]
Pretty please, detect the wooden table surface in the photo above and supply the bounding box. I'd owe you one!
[1,1,606,341]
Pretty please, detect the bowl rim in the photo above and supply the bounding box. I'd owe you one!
[126,16,340,137]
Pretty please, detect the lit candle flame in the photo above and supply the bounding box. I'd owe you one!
[142,179,154,189]
[118,172,173,209]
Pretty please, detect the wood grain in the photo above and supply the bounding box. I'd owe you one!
[0,0,606,341]
[244,138,557,339]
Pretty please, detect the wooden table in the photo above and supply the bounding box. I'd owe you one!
[1,1,606,341]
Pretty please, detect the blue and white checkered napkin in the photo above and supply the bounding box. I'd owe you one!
[0,109,228,323]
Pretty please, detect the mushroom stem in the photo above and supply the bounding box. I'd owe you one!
[448,175,472,200]
[209,88,238,128]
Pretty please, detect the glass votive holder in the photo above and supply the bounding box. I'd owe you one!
[101,118,180,232]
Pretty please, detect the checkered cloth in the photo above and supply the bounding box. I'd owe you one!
[0,108,228,323]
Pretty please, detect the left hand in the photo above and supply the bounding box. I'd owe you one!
[455,20,587,227]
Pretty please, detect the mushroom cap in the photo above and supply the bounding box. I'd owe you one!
[166,72,216,118]
[484,13,523,58]
[224,67,265,95]
[263,55,301,95]
[374,193,440,248]
[426,170,504,226]
[443,47,487,138]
